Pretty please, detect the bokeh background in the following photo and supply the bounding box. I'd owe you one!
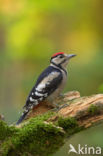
[0,0,103,155]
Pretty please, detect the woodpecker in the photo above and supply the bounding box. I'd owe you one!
[16,52,76,125]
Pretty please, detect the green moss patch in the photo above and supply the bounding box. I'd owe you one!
[88,104,100,116]
[0,112,65,156]
[0,112,85,155]
[57,117,82,136]
[0,120,19,141]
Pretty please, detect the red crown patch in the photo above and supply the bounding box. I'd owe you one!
[52,52,64,58]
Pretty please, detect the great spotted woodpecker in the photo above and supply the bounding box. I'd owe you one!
[16,52,76,125]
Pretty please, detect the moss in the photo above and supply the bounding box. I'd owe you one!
[0,112,65,156]
[58,117,78,130]
[88,104,100,116]
[1,123,65,156]
[0,112,85,156]
[22,111,56,127]
[0,120,19,141]
[57,117,82,135]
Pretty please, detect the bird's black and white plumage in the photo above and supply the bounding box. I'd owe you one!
[16,52,76,125]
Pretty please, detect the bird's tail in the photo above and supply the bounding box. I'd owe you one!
[16,109,29,125]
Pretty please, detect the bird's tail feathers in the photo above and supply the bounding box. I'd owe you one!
[16,109,29,125]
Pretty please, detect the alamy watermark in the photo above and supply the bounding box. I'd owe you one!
[68,144,102,155]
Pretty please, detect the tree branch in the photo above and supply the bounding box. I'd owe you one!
[0,91,103,156]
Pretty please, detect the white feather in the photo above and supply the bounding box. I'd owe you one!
[36,72,60,92]
[29,97,35,102]
[35,91,43,96]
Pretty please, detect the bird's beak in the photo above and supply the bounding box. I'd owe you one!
[67,54,76,60]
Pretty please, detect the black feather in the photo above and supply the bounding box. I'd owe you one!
[16,66,63,125]
[25,66,63,108]
[16,110,29,125]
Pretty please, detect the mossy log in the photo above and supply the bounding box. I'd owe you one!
[0,91,103,156]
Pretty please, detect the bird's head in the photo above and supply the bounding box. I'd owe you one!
[50,52,76,69]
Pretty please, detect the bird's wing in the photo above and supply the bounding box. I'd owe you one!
[24,66,63,109]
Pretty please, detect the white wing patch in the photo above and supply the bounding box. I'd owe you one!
[36,72,60,92]
[35,91,43,96]
[29,97,39,105]
[29,97,35,102]
[35,91,48,98]
[36,84,45,92]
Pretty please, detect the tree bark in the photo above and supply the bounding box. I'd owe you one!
[0,91,103,156]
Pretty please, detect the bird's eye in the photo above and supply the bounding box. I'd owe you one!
[59,55,64,58]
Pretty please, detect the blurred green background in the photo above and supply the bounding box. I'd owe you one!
[0,0,103,155]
